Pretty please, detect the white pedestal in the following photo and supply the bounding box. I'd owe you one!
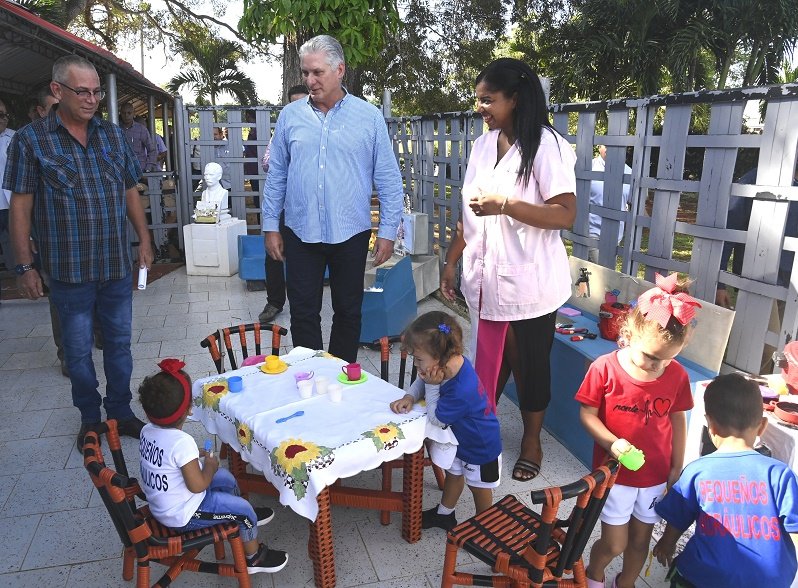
[183,219,247,276]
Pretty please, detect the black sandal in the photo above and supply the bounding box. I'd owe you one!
[511,458,541,481]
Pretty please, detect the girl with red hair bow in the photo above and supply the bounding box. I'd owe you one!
[575,273,701,588]
[137,359,288,575]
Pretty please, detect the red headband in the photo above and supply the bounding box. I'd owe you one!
[637,273,702,329]
[149,358,191,426]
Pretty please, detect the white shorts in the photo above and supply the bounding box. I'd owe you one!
[600,482,666,525]
[447,454,502,489]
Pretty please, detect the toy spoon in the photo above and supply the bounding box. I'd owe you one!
[275,410,304,424]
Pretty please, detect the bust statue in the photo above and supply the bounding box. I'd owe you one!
[193,162,231,223]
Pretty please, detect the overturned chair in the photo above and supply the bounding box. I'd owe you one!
[441,460,619,588]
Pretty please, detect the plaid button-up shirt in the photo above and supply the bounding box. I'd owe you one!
[3,111,141,283]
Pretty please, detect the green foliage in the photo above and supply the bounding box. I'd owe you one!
[239,0,400,68]
[19,0,271,56]
[167,35,258,106]
[361,0,506,115]
[512,0,798,103]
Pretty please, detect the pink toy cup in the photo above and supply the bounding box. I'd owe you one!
[342,363,361,381]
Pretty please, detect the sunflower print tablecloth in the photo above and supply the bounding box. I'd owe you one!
[190,347,435,521]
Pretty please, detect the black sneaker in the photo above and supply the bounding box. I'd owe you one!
[246,543,288,574]
[77,422,101,454]
[258,304,282,323]
[422,506,457,531]
[116,416,146,439]
[254,506,274,527]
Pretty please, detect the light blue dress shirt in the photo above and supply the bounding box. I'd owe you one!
[262,91,403,244]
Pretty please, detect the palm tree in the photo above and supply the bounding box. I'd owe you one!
[167,36,258,106]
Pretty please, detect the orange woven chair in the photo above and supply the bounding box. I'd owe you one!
[377,336,446,525]
[200,321,287,463]
[200,322,288,373]
[82,420,252,588]
[440,460,620,588]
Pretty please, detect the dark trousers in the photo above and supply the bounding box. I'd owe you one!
[283,227,371,363]
[265,212,286,310]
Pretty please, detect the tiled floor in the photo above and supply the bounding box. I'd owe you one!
[0,267,671,587]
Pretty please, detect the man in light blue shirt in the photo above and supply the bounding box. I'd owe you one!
[262,34,403,362]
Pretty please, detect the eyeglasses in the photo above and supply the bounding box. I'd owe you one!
[0,112,8,120]
[56,81,106,101]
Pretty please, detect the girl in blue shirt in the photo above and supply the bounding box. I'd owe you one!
[390,311,502,531]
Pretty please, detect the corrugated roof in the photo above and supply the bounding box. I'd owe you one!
[0,0,172,115]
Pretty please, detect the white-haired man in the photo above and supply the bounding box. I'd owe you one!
[262,34,403,362]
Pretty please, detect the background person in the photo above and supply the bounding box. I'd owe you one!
[440,57,577,483]
[588,144,632,263]
[5,55,153,452]
[258,84,309,325]
[262,35,403,362]
[0,98,14,279]
[119,102,157,174]
[31,85,58,122]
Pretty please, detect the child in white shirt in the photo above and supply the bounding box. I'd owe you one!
[138,358,288,574]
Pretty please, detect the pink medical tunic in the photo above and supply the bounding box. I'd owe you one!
[461,128,577,322]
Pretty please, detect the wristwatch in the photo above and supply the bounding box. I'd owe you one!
[14,263,35,275]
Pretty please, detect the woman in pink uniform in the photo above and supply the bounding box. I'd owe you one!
[440,58,576,482]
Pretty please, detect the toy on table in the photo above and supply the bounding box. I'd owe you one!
[276,410,304,424]
[611,438,645,471]
[575,267,591,298]
[570,333,598,341]
[557,327,589,335]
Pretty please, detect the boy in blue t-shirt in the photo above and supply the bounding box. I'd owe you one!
[653,373,798,587]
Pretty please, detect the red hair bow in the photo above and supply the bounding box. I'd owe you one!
[637,273,701,329]
[158,358,186,375]
[150,358,191,426]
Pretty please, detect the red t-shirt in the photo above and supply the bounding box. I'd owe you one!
[575,351,693,487]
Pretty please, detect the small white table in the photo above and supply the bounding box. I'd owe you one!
[189,347,438,587]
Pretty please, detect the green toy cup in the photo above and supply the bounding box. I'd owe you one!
[618,447,645,471]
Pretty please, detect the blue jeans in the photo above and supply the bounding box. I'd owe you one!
[49,273,135,424]
[180,469,259,542]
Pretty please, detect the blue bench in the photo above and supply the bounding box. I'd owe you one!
[237,235,266,281]
[238,235,330,283]
[530,308,715,468]
[359,256,418,344]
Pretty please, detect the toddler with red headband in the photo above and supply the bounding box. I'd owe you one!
[575,273,701,588]
[138,358,288,575]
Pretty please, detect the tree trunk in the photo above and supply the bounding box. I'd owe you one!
[281,35,308,103]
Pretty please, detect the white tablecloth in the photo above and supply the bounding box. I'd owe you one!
[190,347,453,521]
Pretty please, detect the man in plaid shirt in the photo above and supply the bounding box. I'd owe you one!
[4,55,153,453]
